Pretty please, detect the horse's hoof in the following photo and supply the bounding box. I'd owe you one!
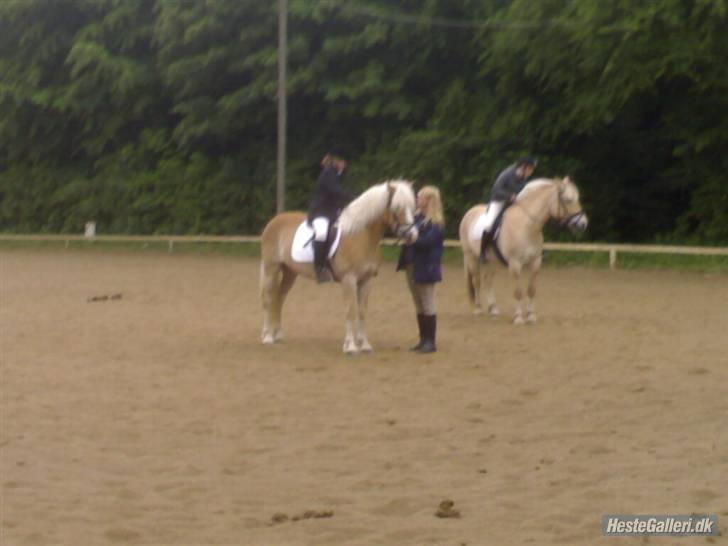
[473,307,484,316]
[343,341,360,355]
[513,316,525,326]
[262,334,275,344]
[359,342,374,353]
[488,305,501,317]
[526,314,537,324]
[273,330,284,342]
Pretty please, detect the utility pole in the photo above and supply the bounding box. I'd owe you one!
[276,0,287,213]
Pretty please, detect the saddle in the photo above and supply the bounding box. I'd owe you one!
[290,220,342,264]
[472,202,513,266]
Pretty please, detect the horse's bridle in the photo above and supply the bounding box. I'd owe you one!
[555,186,586,230]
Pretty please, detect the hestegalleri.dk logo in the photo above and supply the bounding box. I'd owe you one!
[602,514,719,536]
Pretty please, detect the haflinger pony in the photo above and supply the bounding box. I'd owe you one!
[260,180,418,354]
[459,176,588,324]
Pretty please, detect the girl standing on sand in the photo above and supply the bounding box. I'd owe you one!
[396,186,445,353]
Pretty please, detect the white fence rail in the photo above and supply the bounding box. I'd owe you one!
[2,234,727,269]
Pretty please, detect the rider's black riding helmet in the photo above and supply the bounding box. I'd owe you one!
[516,156,538,168]
[327,147,348,161]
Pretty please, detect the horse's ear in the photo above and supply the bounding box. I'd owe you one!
[563,176,572,185]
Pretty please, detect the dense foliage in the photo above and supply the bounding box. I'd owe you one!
[1,0,726,242]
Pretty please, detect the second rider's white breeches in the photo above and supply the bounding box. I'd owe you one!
[312,217,330,242]
[483,201,505,232]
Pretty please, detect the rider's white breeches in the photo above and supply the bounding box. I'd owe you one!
[483,201,505,232]
[312,217,330,242]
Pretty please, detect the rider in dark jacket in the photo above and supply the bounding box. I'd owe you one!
[308,148,352,282]
[480,156,537,262]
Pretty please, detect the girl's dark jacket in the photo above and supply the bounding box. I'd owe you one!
[307,166,352,222]
[396,214,444,283]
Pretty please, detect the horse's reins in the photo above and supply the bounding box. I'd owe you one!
[392,221,418,245]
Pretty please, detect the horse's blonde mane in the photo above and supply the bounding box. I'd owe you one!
[338,179,415,235]
[517,176,579,211]
[516,178,557,201]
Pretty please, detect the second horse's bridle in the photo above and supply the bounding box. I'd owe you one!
[555,185,586,229]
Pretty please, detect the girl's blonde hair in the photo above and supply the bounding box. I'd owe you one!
[418,185,445,226]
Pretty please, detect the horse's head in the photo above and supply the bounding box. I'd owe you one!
[385,181,418,243]
[338,179,418,242]
[555,176,588,234]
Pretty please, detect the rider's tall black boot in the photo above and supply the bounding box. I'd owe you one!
[313,241,332,283]
[479,230,492,263]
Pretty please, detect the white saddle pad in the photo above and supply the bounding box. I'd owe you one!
[470,210,488,242]
[290,221,342,263]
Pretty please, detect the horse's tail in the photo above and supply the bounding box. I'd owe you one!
[260,211,303,303]
[459,209,477,306]
[259,216,279,305]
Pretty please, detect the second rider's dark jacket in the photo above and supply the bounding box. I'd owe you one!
[488,164,529,202]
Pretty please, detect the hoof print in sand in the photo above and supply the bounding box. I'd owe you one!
[435,499,461,518]
[87,293,123,303]
[271,510,334,525]
[271,513,289,525]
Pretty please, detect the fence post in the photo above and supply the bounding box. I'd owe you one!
[168,240,174,253]
[609,248,617,270]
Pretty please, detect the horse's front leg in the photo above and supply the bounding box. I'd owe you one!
[356,277,373,353]
[341,275,360,354]
[509,263,526,325]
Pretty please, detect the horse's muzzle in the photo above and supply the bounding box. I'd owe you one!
[567,212,588,234]
[404,226,418,244]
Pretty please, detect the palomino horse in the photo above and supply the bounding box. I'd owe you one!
[459,177,588,324]
[260,180,418,353]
